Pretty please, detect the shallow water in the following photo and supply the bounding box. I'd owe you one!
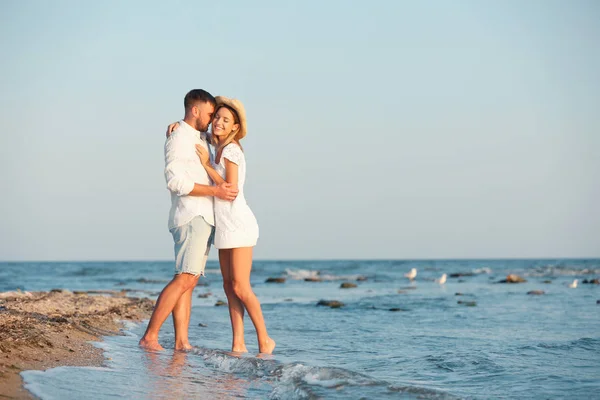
[2,259,599,399]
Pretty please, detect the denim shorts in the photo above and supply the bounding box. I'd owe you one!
[170,215,214,277]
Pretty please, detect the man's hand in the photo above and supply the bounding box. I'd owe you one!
[214,182,238,201]
[166,122,180,138]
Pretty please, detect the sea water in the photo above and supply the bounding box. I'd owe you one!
[1,259,599,399]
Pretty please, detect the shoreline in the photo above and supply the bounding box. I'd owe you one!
[0,289,154,399]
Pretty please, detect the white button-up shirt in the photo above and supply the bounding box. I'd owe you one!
[164,120,214,230]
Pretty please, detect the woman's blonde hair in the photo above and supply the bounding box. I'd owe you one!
[211,104,243,162]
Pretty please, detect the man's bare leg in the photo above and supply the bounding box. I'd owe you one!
[172,278,198,351]
[139,273,198,351]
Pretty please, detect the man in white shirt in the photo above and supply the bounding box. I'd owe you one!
[139,89,238,352]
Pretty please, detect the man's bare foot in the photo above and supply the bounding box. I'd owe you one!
[139,338,165,352]
[232,344,248,353]
[258,337,276,355]
[175,342,193,351]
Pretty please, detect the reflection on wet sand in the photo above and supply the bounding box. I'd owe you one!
[142,349,249,399]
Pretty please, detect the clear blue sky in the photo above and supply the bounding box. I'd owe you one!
[1,0,598,261]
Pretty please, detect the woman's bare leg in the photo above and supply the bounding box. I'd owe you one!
[230,247,275,354]
[220,249,247,353]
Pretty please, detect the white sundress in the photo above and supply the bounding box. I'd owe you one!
[213,143,259,249]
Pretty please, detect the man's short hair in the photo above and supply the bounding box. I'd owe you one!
[184,89,216,110]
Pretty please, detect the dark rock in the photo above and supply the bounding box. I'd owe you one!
[304,277,322,282]
[137,278,166,284]
[542,280,552,284]
[197,292,212,298]
[50,289,64,293]
[265,277,286,284]
[198,323,208,327]
[284,298,293,302]
[356,276,368,281]
[498,274,527,284]
[214,300,227,307]
[340,282,357,289]
[583,279,600,285]
[455,293,464,296]
[389,308,407,312]
[196,281,210,287]
[597,300,600,304]
[317,300,344,308]
[450,272,474,278]
[457,301,477,307]
[399,286,417,290]
[527,290,545,295]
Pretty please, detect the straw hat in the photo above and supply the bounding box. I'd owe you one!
[215,96,247,140]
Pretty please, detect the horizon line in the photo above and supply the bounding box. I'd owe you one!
[1,256,599,263]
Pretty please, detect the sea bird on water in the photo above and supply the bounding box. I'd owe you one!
[404,268,417,281]
[436,273,447,285]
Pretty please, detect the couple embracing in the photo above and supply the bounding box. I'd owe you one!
[139,89,275,355]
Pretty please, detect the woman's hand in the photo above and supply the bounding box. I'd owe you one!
[195,144,210,166]
[166,122,180,138]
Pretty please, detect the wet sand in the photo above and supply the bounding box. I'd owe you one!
[0,289,154,399]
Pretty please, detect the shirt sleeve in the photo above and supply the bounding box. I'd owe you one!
[164,132,196,196]
[222,144,243,165]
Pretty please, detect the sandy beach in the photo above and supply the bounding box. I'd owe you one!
[0,289,154,399]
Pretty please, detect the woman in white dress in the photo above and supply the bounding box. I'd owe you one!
[193,97,275,355]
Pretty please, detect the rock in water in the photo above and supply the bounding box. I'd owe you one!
[527,290,545,295]
[340,282,357,289]
[498,274,527,283]
[214,300,227,307]
[317,300,344,308]
[265,277,286,283]
[457,300,477,307]
[304,277,322,282]
[449,272,474,278]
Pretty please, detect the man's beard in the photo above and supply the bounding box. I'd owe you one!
[197,121,209,132]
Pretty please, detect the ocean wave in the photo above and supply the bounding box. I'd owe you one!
[192,346,455,399]
[204,268,221,275]
[524,265,600,277]
[537,337,600,352]
[283,268,365,282]
[472,267,492,274]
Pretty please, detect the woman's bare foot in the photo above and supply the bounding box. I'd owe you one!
[258,337,276,355]
[139,338,165,352]
[175,342,193,351]
[232,344,248,353]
